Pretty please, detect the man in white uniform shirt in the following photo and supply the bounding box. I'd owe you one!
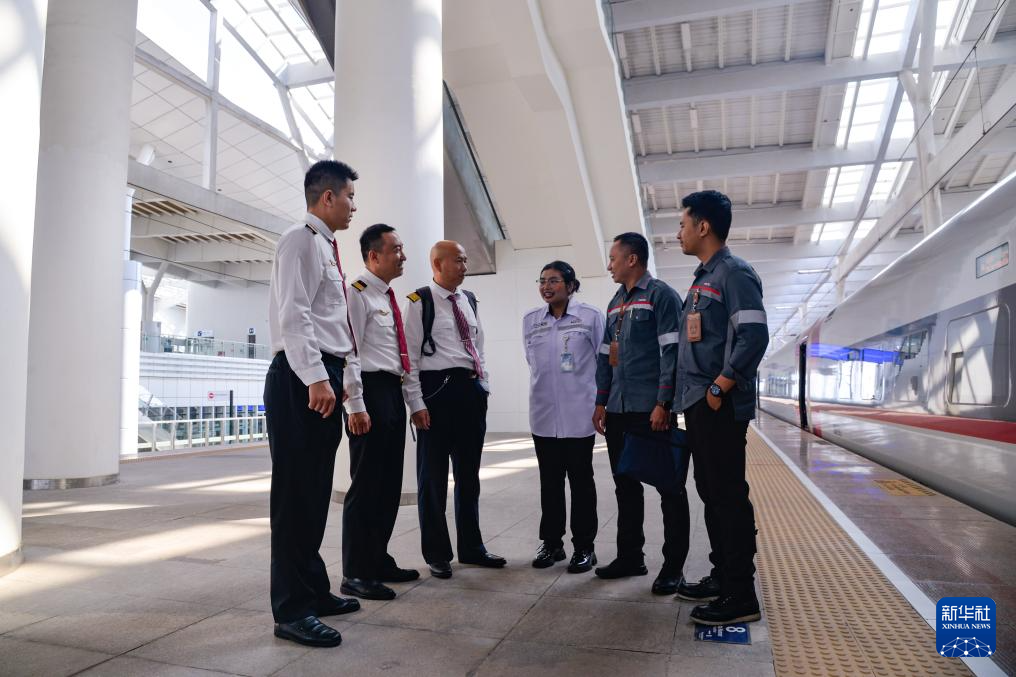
[402,240,506,579]
[340,224,419,601]
[264,160,367,648]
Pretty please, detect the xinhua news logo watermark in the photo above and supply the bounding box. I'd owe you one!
[937,597,995,659]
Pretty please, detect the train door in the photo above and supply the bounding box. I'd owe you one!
[798,341,809,430]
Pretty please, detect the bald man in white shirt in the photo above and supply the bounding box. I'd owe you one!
[403,241,506,579]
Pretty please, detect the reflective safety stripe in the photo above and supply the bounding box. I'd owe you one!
[732,309,768,325]
[658,332,680,346]
[599,342,612,354]
[690,285,722,302]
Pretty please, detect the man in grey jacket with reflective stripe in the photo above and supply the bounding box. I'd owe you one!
[592,232,689,596]
[674,190,769,625]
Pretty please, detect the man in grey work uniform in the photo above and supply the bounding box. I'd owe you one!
[674,190,769,625]
[592,232,689,595]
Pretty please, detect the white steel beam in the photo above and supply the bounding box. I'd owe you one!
[835,68,1016,282]
[649,203,881,232]
[638,138,915,183]
[135,47,303,154]
[610,0,818,32]
[637,122,1016,184]
[623,37,1016,111]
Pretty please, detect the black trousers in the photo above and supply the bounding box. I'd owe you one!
[684,396,757,596]
[416,368,488,563]
[532,435,597,551]
[341,371,406,579]
[604,411,690,571]
[264,351,344,623]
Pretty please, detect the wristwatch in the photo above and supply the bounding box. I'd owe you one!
[708,383,724,398]
[656,400,672,410]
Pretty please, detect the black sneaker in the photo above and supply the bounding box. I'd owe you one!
[594,557,648,579]
[677,574,721,601]
[690,594,761,625]
[532,542,566,569]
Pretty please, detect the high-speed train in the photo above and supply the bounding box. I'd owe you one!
[757,173,1015,525]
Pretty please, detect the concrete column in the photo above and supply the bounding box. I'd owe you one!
[25,0,138,488]
[331,0,444,503]
[915,0,943,233]
[0,0,49,574]
[121,145,153,457]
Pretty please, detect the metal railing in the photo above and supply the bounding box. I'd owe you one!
[141,334,270,360]
[137,414,267,453]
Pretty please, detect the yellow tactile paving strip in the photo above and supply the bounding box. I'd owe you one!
[747,431,971,677]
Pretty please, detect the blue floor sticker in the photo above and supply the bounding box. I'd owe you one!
[694,623,752,644]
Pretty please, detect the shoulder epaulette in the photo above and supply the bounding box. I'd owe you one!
[407,291,421,303]
[304,223,318,235]
[351,280,367,291]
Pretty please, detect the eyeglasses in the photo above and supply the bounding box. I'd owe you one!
[537,278,564,285]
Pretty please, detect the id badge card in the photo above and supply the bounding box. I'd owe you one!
[686,312,702,342]
[608,340,620,366]
[560,352,575,372]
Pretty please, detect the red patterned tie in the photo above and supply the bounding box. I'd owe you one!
[329,238,357,355]
[449,294,483,379]
[386,288,411,373]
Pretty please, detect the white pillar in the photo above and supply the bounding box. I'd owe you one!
[0,0,49,574]
[121,145,155,456]
[25,0,139,488]
[121,195,142,457]
[332,0,444,502]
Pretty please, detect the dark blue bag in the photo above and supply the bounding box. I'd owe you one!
[617,426,689,494]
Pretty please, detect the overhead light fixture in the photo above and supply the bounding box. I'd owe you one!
[796,268,826,274]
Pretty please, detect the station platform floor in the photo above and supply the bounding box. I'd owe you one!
[1,414,1010,676]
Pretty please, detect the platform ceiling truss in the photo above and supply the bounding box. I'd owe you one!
[608,0,1016,350]
[129,0,335,244]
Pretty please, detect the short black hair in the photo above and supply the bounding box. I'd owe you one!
[359,223,396,262]
[682,190,733,241]
[541,260,581,293]
[304,160,358,207]
[613,232,649,267]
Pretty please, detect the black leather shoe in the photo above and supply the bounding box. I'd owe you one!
[532,543,566,569]
[677,574,721,601]
[652,570,683,596]
[459,552,507,568]
[429,561,453,579]
[567,549,597,574]
[690,594,761,625]
[315,593,361,617]
[378,566,420,583]
[274,615,342,647]
[594,557,648,579]
[339,578,396,601]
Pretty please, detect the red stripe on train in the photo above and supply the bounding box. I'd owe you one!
[808,403,1016,445]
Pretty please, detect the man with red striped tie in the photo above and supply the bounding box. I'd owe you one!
[341,224,420,601]
[265,160,365,647]
[402,240,506,579]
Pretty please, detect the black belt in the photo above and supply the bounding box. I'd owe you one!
[361,370,403,384]
[274,351,346,370]
[421,367,477,380]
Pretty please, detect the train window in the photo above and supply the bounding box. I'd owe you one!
[976,242,1009,278]
[947,305,1010,406]
[900,330,927,360]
